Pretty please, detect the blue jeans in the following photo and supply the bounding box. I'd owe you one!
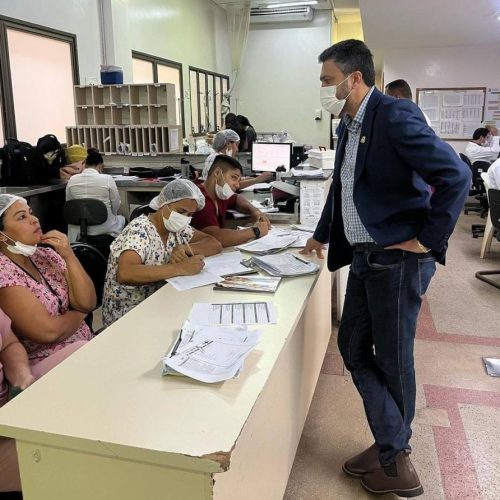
[337,248,436,465]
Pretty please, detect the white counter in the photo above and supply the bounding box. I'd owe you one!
[0,255,332,499]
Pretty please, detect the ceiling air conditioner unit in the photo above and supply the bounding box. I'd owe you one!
[250,6,314,24]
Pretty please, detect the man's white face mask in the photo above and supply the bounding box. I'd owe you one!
[320,73,354,116]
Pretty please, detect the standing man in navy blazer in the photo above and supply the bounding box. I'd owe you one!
[302,40,470,497]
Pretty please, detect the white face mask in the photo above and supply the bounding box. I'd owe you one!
[215,171,235,200]
[162,206,191,233]
[320,74,353,116]
[0,231,37,257]
[224,147,234,157]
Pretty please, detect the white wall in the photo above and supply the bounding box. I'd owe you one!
[0,0,102,83]
[383,45,500,154]
[124,0,231,135]
[233,11,332,147]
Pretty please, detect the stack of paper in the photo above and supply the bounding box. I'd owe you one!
[236,233,297,254]
[249,252,319,277]
[162,321,262,383]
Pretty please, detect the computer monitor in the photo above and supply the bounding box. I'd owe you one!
[251,143,292,173]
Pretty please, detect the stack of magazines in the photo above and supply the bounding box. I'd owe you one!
[214,275,281,293]
[162,321,262,383]
[247,252,320,277]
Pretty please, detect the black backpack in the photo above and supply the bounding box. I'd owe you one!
[0,138,47,186]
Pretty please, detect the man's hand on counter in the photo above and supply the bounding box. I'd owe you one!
[300,237,326,259]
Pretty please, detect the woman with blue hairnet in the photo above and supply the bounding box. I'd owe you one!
[202,130,273,189]
[102,179,222,327]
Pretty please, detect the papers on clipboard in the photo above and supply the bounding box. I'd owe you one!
[247,252,320,277]
[162,321,262,383]
[190,301,277,325]
[167,251,254,291]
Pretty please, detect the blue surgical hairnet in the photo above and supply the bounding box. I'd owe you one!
[149,179,205,211]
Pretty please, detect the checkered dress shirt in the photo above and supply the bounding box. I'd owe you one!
[340,86,375,244]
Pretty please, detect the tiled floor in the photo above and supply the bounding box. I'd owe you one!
[284,214,500,500]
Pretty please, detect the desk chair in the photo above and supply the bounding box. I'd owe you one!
[129,204,154,221]
[461,154,487,218]
[63,199,114,259]
[480,173,495,258]
[71,242,108,332]
[476,189,500,289]
[468,161,490,237]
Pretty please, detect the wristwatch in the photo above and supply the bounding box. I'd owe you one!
[252,226,261,239]
[416,240,430,253]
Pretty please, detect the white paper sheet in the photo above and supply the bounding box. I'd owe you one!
[189,302,277,325]
[203,251,253,277]
[239,182,272,192]
[167,270,222,291]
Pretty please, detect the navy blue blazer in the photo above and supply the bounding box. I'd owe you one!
[313,88,471,272]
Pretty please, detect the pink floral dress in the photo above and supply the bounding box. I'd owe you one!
[0,248,93,364]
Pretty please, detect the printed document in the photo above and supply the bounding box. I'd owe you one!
[189,301,277,325]
[162,321,262,383]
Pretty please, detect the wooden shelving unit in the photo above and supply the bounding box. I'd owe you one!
[66,83,180,154]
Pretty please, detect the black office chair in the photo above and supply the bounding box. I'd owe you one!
[476,189,500,289]
[0,492,22,499]
[71,242,108,332]
[462,158,490,237]
[63,199,115,259]
[130,204,155,221]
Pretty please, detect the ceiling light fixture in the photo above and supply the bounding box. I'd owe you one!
[267,1,318,8]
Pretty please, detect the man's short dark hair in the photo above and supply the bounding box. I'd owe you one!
[472,127,489,140]
[208,155,243,177]
[319,39,375,87]
[385,79,412,99]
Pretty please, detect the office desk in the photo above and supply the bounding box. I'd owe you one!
[0,258,332,500]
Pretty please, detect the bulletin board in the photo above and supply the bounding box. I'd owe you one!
[416,87,486,140]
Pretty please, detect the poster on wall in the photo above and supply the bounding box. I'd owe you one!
[484,88,500,130]
[416,87,486,140]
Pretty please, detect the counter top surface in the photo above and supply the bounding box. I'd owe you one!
[0,256,325,470]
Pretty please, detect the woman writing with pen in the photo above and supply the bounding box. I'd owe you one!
[191,155,272,248]
[101,179,222,327]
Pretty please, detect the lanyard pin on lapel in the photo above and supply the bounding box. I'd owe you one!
[360,136,366,144]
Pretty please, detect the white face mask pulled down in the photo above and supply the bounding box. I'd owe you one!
[0,231,38,257]
[320,74,353,116]
[215,171,234,200]
[162,206,192,233]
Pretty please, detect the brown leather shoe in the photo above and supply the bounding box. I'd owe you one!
[342,443,380,478]
[361,451,424,497]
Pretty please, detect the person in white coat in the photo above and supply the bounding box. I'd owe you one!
[464,128,500,164]
[65,149,126,242]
